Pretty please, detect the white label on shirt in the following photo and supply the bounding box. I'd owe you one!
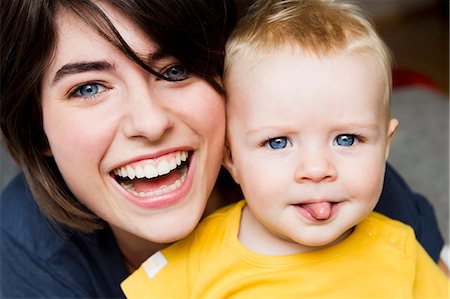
[142,251,168,279]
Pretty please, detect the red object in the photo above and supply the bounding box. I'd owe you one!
[392,68,442,93]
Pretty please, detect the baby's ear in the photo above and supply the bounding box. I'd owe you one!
[222,143,240,184]
[385,118,399,160]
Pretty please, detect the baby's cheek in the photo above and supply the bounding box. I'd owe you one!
[350,159,385,203]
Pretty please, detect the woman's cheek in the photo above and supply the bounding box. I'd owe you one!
[190,84,226,134]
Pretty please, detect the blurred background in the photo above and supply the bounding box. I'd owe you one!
[356,0,449,245]
[1,1,449,243]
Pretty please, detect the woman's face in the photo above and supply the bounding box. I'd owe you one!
[40,4,225,243]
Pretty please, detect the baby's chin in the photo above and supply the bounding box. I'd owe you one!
[293,226,355,250]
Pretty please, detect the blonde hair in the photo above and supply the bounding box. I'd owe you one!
[224,0,392,104]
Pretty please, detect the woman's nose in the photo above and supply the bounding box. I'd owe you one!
[121,85,173,141]
[294,148,337,184]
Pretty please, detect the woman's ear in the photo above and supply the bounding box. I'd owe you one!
[223,143,240,184]
[385,118,399,160]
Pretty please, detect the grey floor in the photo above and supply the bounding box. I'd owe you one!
[1,87,449,243]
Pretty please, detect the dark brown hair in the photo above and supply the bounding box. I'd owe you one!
[0,0,237,232]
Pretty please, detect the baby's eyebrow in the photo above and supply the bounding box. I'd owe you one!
[52,61,113,85]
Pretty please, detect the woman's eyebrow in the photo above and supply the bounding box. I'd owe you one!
[52,61,113,85]
[145,49,171,65]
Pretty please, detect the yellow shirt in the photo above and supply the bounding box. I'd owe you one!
[122,200,449,298]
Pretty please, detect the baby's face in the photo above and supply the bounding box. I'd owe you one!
[224,46,398,252]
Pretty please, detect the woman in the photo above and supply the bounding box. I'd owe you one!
[0,0,444,297]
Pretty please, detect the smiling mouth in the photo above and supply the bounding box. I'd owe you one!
[112,151,190,198]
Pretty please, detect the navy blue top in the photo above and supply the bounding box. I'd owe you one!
[1,174,128,298]
[0,164,444,298]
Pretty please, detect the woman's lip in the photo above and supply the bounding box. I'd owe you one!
[110,147,192,171]
[111,151,196,209]
[113,150,189,180]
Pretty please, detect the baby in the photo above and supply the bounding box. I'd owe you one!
[121,0,449,297]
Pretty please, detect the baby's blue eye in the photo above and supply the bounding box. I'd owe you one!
[334,134,356,146]
[73,83,105,98]
[267,137,288,149]
[162,65,191,81]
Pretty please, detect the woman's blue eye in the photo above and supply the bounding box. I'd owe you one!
[334,134,356,146]
[72,83,105,98]
[267,137,288,149]
[162,65,191,81]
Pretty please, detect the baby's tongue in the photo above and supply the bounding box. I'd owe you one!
[301,202,332,220]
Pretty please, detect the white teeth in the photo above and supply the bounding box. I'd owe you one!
[126,166,135,180]
[135,166,145,179]
[169,158,176,170]
[157,160,170,176]
[181,151,188,161]
[115,150,188,180]
[120,168,187,198]
[144,164,158,178]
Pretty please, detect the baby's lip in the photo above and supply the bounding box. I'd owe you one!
[293,200,341,221]
[299,202,333,220]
